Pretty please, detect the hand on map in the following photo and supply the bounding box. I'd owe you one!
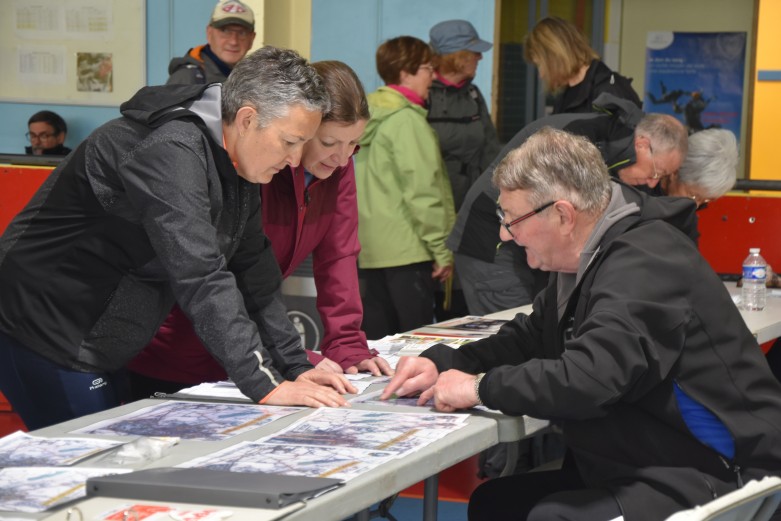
[263,379,351,408]
[419,369,479,412]
[315,357,343,374]
[346,356,394,376]
[298,368,358,395]
[380,356,438,403]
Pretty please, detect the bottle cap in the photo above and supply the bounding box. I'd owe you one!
[750,248,760,254]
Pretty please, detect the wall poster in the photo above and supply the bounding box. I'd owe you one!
[0,0,144,106]
[644,31,747,139]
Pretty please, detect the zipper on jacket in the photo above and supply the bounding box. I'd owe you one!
[719,456,744,488]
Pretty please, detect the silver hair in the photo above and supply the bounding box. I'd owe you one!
[679,129,738,198]
[221,46,330,127]
[635,113,688,157]
[493,127,612,215]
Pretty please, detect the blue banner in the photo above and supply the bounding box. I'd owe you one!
[644,31,746,139]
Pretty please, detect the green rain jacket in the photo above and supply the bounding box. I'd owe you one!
[355,86,455,270]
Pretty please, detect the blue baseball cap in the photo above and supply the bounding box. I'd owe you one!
[429,20,492,55]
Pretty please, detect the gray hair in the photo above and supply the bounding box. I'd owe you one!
[679,129,738,198]
[635,113,688,157]
[221,46,330,127]
[493,127,612,215]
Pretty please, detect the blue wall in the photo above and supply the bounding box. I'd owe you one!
[0,0,214,155]
[0,0,496,154]
[311,0,495,106]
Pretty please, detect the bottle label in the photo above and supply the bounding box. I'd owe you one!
[743,265,767,280]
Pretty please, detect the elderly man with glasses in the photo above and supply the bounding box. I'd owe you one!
[383,127,781,521]
[166,0,256,85]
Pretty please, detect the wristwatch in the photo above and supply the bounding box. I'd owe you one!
[474,373,485,406]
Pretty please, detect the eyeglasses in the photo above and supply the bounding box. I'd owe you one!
[496,201,555,237]
[648,145,661,180]
[26,131,57,142]
[216,26,252,41]
[648,144,673,181]
[418,64,435,73]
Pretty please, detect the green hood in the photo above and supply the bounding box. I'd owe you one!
[360,86,427,146]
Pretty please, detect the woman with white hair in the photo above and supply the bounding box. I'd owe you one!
[662,128,739,209]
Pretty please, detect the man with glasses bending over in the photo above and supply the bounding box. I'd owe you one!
[166,0,255,85]
[448,94,689,319]
[383,127,781,521]
[25,110,71,156]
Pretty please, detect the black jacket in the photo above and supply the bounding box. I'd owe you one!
[553,59,642,115]
[25,143,72,156]
[0,84,311,402]
[426,183,781,520]
[427,79,502,210]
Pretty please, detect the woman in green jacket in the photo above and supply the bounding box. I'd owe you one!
[355,36,456,340]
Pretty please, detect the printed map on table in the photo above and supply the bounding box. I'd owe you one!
[350,390,434,408]
[71,401,302,441]
[0,431,124,467]
[431,316,508,333]
[175,380,250,402]
[0,467,130,512]
[179,440,395,481]
[262,407,468,458]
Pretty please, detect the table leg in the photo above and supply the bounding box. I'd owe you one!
[423,474,439,521]
[500,441,519,477]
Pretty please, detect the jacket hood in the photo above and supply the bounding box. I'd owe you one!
[360,87,425,146]
[618,181,699,243]
[120,83,223,142]
[593,92,644,172]
[167,45,205,76]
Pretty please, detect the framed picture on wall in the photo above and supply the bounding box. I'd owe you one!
[0,0,145,106]
[644,31,747,140]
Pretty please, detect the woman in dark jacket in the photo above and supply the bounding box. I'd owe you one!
[524,16,642,114]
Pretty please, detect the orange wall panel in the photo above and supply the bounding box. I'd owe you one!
[749,0,781,181]
[0,165,54,234]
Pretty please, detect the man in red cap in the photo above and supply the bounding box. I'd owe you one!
[167,0,256,85]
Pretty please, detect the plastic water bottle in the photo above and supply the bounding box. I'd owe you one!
[742,248,767,311]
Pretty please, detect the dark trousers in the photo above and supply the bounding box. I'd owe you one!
[0,330,124,430]
[359,262,435,340]
[468,467,621,521]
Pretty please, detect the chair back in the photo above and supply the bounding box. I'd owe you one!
[665,476,781,521]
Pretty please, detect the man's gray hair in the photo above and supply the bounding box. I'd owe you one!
[635,113,688,157]
[679,129,738,198]
[221,46,330,127]
[493,127,612,215]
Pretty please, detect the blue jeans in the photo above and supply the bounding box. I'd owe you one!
[0,330,123,430]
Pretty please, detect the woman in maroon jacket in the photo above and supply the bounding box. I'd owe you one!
[126,61,391,399]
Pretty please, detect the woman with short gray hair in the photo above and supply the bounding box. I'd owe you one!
[222,45,329,127]
[0,46,353,430]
